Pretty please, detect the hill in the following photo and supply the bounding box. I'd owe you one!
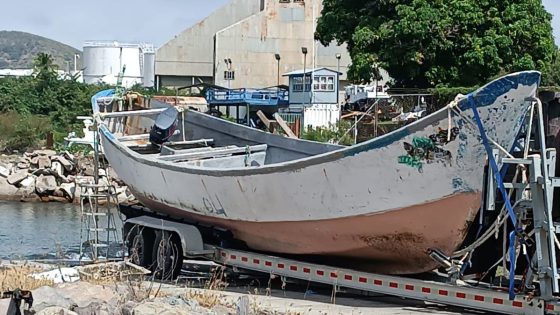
[0,31,81,70]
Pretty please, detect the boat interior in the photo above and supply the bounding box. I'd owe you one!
[97,96,343,168]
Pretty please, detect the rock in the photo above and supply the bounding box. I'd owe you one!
[53,188,64,197]
[20,176,35,187]
[132,301,199,315]
[17,162,30,169]
[38,156,52,169]
[107,167,119,180]
[58,175,72,184]
[119,301,137,315]
[0,298,10,315]
[71,301,105,315]
[36,306,79,315]
[30,156,39,165]
[83,165,95,177]
[53,156,74,172]
[62,151,75,163]
[237,296,250,315]
[35,149,57,157]
[51,161,64,177]
[0,164,9,178]
[49,196,69,203]
[0,177,17,196]
[7,171,28,185]
[34,168,55,176]
[60,183,76,199]
[32,286,76,313]
[17,176,37,199]
[36,175,57,195]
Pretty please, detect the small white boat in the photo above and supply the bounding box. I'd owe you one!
[92,71,540,274]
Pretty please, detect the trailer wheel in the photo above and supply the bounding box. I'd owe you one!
[126,225,155,270]
[152,231,183,280]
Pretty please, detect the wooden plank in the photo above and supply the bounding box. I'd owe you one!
[257,110,272,129]
[118,130,182,141]
[100,108,167,118]
[256,110,275,133]
[158,144,268,161]
[161,145,236,157]
[273,113,297,139]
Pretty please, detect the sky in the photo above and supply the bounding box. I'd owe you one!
[0,0,558,50]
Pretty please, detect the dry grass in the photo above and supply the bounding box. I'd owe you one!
[186,266,230,309]
[0,263,54,293]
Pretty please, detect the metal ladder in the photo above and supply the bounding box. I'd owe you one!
[78,181,122,261]
[78,119,123,262]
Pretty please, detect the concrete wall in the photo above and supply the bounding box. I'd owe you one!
[213,0,350,89]
[155,0,261,78]
[156,0,351,90]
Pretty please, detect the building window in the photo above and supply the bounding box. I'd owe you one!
[313,75,335,91]
[279,0,290,3]
[292,76,311,92]
[294,0,304,2]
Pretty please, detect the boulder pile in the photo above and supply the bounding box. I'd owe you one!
[0,150,134,203]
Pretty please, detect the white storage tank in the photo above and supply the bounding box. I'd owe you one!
[83,41,155,88]
[142,51,156,88]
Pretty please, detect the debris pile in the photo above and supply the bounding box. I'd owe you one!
[0,150,133,203]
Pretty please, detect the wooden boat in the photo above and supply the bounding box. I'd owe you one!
[92,71,540,274]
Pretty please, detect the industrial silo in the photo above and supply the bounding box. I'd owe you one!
[83,41,154,88]
[142,51,156,88]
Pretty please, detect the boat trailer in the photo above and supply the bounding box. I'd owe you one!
[118,97,560,314]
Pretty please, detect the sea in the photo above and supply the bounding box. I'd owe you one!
[0,201,123,261]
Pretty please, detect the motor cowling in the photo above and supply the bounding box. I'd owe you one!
[149,107,179,145]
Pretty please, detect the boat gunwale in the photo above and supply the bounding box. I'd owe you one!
[93,71,540,177]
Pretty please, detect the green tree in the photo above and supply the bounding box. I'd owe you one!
[316,0,557,88]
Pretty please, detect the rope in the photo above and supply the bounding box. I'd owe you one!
[244,145,251,167]
[467,94,520,300]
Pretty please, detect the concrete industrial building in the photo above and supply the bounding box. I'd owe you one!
[155,0,350,91]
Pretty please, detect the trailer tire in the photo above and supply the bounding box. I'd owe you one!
[126,225,155,270]
[152,230,183,280]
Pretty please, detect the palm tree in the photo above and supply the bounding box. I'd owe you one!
[33,53,58,83]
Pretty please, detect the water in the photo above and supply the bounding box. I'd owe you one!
[0,201,122,261]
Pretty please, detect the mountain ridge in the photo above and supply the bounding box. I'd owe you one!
[0,31,81,70]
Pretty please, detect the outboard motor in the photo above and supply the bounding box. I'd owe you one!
[149,106,179,146]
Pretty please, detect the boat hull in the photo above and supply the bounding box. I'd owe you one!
[134,190,480,274]
[93,71,540,275]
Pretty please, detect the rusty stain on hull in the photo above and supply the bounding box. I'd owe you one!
[134,191,480,274]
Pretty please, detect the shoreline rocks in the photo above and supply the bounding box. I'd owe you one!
[0,150,134,204]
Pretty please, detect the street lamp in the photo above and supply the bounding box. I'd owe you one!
[335,53,341,74]
[301,47,308,92]
[274,53,281,87]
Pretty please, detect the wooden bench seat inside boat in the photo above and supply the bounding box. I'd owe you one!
[126,139,214,154]
[178,151,266,168]
[158,144,268,162]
